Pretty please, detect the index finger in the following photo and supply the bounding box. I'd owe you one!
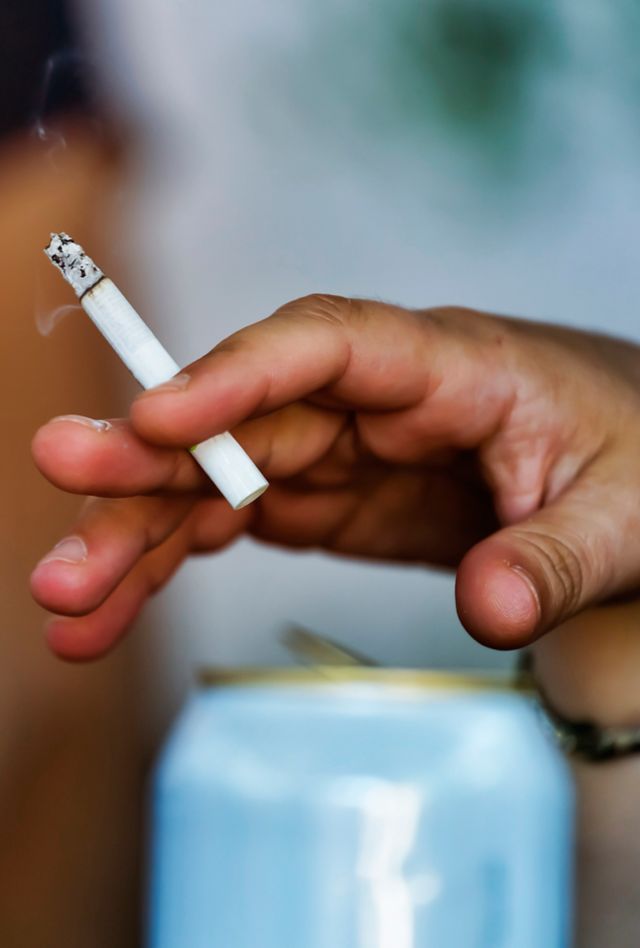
[130,295,432,447]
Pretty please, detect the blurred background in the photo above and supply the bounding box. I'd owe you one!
[2,0,639,945]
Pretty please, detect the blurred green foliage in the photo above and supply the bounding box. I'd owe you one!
[399,0,560,125]
[250,0,635,195]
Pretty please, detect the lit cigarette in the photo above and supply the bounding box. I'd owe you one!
[44,233,268,510]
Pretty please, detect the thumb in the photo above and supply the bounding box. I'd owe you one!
[455,459,636,648]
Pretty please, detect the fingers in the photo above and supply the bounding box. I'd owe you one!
[30,494,196,616]
[130,295,434,447]
[456,455,638,648]
[30,399,348,657]
[33,404,346,498]
[45,561,160,660]
[40,495,250,660]
[44,522,191,660]
[250,465,496,565]
[32,415,207,496]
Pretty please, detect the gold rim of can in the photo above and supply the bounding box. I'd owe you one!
[197,666,535,694]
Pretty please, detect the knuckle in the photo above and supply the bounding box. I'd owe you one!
[425,305,487,328]
[424,306,513,348]
[274,293,357,329]
[427,305,471,321]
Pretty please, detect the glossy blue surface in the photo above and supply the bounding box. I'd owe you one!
[147,684,573,947]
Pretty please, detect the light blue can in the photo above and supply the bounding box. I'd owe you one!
[147,669,573,948]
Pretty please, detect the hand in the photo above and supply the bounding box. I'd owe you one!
[30,295,640,660]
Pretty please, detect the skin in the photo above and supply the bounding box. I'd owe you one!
[30,294,640,661]
[2,127,139,946]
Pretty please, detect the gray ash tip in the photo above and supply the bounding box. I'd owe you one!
[44,232,104,297]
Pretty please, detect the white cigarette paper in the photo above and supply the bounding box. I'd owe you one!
[44,233,268,510]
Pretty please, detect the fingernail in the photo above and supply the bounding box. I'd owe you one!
[38,536,88,566]
[140,373,191,396]
[51,414,111,432]
[510,565,542,622]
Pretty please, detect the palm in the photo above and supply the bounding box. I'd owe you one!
[246,412,498,565]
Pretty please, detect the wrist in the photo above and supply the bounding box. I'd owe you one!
[530,600,640,729]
